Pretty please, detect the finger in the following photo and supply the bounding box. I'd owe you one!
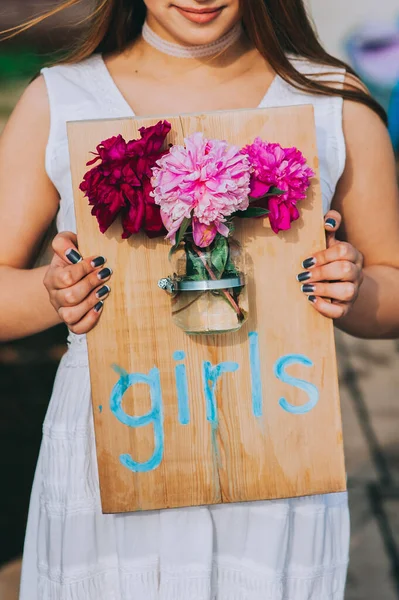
[52,232,82,264]
[300,281,358,303]
[52,256,109,291]
[306,295,350,319]
[50,232,107,274]
[300,241,361,270]
[297,260,360,284]
[67,301,106,335]
[324,210,342,248]
[324,210,342,233]
[58,284,111,327]
[54,266,112,305]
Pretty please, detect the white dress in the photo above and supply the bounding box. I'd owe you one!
[20,54,350,600]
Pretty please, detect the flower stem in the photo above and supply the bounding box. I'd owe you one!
[191,244,244,321]
[171,292,205,316]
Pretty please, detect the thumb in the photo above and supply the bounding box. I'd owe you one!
[324,210,342,248]
[51,231,82,266]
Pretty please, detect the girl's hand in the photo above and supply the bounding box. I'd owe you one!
[297,210,364,319]
[43,232,112,334]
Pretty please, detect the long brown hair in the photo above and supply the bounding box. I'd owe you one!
[2,0,387,123]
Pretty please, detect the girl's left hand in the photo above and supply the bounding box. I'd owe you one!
[297,210,364,319]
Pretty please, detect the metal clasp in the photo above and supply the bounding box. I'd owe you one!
[157,277,177,294]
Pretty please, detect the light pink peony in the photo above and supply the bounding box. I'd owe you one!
[242,138,314,233]
[151,132,251,246]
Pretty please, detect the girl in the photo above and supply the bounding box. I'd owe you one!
[1,1,399,598]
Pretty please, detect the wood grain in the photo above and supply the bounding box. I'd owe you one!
[67,105,346,513]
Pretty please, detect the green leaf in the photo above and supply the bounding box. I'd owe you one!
[237,207,270,218]
[269,186,285,196]
[185,243,208,281]
[226,218,235,234]
[210,234,229,279]
[169,217,192,258]
[248,187,285,203]
[176,217,191,246]
[223,245,240,280]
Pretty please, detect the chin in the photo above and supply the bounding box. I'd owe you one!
[172,17,240,46]
[147,3,241,46]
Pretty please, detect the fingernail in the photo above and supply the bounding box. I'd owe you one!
[302,257,316,269]
[94,301,104,313]
[65,249,82,264]
[98,267,112,280]
[296,271,311,282]
[308,295,317,303]
[301,284,315,293]
[325,218,337,229]
[96,285,110,299]
[91,256,106,268]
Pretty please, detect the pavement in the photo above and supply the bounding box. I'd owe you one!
[0,330,399,599]
[337,331,399,600]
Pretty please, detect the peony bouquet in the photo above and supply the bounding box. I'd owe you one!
[80,120,314,334]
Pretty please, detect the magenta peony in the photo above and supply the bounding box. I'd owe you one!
[80,121,171,239]
[151,132,251,247]
[242,138,314,233]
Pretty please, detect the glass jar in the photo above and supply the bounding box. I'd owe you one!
[158,235,248,335]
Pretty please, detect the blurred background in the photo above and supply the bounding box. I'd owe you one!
[0,1,398,598]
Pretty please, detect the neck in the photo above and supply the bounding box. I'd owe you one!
[130,26,253,76]
[142,20,244,60]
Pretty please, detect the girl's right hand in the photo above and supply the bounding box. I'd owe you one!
[43,231,112,334]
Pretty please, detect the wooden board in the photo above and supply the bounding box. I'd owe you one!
[67,105,346,514]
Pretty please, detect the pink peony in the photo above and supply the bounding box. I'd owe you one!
[80,121,171,239]
[242,138,314,233]
[151,132,251,247]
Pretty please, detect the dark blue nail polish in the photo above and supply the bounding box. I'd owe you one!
[325,218,337,229]
[98,267,112,280]
[301,284,315,293]
[94,301,104,313]
[91,256,106,268]
[297,271,311,283]
[302,257,316,269]
[65,249,82,264]
[96,285,110,299]
[308,295,317,303]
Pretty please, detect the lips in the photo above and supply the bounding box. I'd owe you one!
[174,5,224,24]
[177,5,223,13]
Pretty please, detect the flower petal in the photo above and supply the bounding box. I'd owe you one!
[192,218,218,247]
[216,221,230,238]
[162,212,185,245]
[249,179,271,198]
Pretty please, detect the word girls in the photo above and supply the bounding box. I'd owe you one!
[109,331,319,473]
